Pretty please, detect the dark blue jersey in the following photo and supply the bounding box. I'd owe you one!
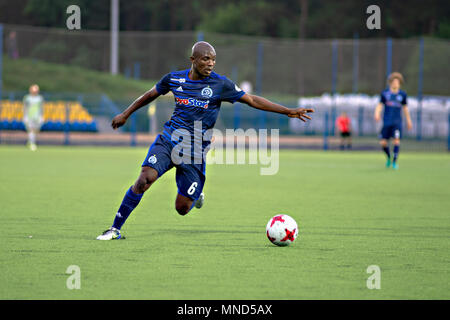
[380,88,407,126]
[155,69,245,154]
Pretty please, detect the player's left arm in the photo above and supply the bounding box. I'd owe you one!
[401,92,412,130]
[39,96,44,123]
[403,105,413,130]
[238,93,314,122]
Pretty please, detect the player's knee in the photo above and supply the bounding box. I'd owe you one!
[175,203,191,216]
[379,140,388,147]
[175,197,193,216]
[393,138,400,145]
[134,178,149,194]
[134,168,158,193]
[134,175,155,193]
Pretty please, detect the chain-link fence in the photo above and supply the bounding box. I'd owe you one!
[2,24,450,96]
[1,24,449,151]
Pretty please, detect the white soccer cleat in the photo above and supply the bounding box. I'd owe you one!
[194,193,204,209]
[96,227,122,240]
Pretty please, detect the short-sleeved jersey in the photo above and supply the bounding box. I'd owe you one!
[380,88,407,126]
[155,69,245,155]
[23,94,44,120]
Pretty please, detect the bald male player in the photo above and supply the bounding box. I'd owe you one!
[97,42,314,240]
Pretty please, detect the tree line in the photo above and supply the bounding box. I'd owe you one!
[0,0,449,39]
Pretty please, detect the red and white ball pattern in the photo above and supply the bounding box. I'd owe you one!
[266,214,299,246]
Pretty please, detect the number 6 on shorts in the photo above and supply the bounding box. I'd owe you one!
[187,182,198,195]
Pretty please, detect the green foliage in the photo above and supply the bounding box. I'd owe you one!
[197,1,295,38]
[436,20,450,38]
[1,0,448,39]
[23,0,110,29]
[29,40,68,63]
[24,0,75,27]
[2,57,157,101]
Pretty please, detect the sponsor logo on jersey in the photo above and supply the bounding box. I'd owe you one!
[176,86,183,92]
[171,78,186,83]
[386,100,401,107]
[175,97,209,109]
[201,86,213,98]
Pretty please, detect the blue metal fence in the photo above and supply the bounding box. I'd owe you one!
[0,25,447,150]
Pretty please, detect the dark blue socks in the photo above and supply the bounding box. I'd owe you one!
[393,145,400,162]
[382,146,391,159]
[112,186,143,230]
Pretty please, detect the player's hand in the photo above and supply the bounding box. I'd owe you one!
[407,120,413,131]
[287,107,314,122]
[374,114,381,122]
[111,113,128,129]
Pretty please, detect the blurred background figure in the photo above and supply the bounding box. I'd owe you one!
[7,31,19,60]
[374,72,412,169]
[240,81,253,94]
[23,84,44,151]
[335,111,352,150]
[148,102,157,135]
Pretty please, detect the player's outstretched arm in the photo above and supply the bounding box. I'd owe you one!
[238,94,314,122]
[111,86,160,129]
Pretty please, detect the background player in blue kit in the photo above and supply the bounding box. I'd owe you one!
[97,41,314,240]
[374,72,413,170]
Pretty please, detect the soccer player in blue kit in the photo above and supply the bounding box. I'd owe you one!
[97,41,314,240]
[374,72,413,170]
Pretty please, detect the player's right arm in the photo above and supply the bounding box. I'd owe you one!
[22,95,29,121]
[375,91,386,122]
[111,87,160,129]
[374,102,383,122]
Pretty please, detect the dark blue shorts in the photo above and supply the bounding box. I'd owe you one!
[380,125,402,140]
[142,134,205,201]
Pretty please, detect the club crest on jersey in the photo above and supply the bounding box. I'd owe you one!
[201,86,213,98]
[148,154,157,164]
[175,97,209,109]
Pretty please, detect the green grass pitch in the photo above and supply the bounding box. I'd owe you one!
[0,145,449,299]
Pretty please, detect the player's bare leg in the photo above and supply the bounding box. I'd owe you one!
[346,136,352,149]
[175,192,204,215]
[175,193,194,215]
[339,137,345,150]
[26,126,38,151]
[133,166,158,194]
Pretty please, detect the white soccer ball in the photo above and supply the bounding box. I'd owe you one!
[266,214,299,246]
